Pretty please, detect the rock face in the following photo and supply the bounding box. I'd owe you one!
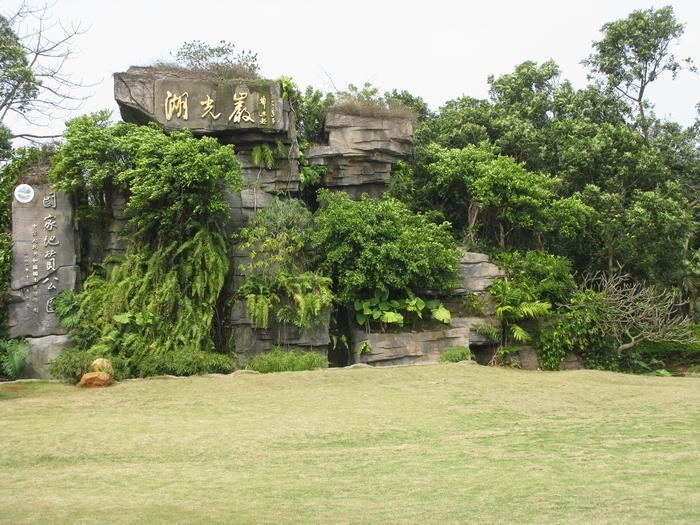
[21,334,72,380]
[455,251,505,295]
[350,317,473,367]
[8,187,80,338]
[236,149,300,195]
[114,67,301,203]
[514,346,540,370]
[306,111,413,199]
[561,352,586,370]
[114,67,291,138]
[230,301,330,368]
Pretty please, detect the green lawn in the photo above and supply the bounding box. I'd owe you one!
[1,364,699,524]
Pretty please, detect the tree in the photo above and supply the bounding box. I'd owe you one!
[48,113,243,376]
[583,272,695,353]
[384,89,432,123]
[313,190,461,306]
[1,1,90,142]
[583,6,696,144]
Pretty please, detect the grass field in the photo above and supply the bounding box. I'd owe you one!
[1,363,699,524]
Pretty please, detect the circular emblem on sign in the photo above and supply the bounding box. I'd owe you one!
[14,184,34,203]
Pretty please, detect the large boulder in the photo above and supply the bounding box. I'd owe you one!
[350,317,471,367]
[78,371,113,388]
[306,110,413,199]
[90,358,114,376]
[455,251,505,295]
[114,67,293,141]
[21,334,72,380]
[9,186,80,338]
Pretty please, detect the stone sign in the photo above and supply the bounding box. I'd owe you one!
[9,186,78,338]
[114,67,291,137]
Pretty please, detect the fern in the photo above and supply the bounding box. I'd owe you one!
[0,339,31,380]
[474,322,499,342]
[246,293,274,329]
[252,144,275,169]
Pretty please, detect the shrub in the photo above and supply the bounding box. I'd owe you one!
[244,347,327,373]
[48,350,94,384]
[439,346,473,363]
[314,190,461,306]
[0,339,31,380]
[534,289,619,371]
[133,350,236,378]
[493,250,576,307]
[632,325,700,366]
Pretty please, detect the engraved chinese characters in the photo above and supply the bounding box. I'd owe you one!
[9,187,79,338]
[163,87,274,126]
[154,79,282,133]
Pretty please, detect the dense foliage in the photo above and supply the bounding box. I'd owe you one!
[385,6,700,371]
[313,190,461,306]
[236,198,332,331]
[48,113,242,377]
[2,6,699,376]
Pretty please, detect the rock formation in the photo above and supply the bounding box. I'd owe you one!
[306,110,413,199]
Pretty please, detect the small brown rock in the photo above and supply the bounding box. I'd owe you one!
[90,358,114,376]
[79,371,113,388]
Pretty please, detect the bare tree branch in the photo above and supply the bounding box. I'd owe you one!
[583,272,695,352]
[1,1,96,129]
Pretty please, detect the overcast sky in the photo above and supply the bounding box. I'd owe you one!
[4,0,700,145]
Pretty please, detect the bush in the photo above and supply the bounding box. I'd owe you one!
[632,324,700,366]
[244,347,327,373]
[314,190,461,306]
[133,350,236,378]
[534,289,619,371]
[48,350,94,384]
[0,339,31,380]
[48,348,235,382]
[493,250,576,307]
[439,346,473,363]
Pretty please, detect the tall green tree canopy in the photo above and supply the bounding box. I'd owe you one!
[583,5,696,143]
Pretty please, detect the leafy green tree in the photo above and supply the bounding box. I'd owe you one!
[313,190,461,306]
[295,85,336,145]
[384,89,432,123]
[470,156,559,249]
[49,113,243,376]
[577,182,693,284]
[583,5,696,144]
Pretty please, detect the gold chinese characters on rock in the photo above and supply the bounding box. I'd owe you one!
[163,87,275,126]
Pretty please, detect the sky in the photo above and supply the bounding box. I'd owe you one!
[4,0,700,145]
